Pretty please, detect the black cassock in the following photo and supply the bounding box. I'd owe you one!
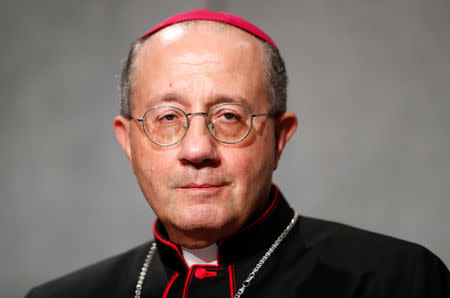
[27,186,450,298]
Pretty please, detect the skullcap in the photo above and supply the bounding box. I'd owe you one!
[140,9,278,50]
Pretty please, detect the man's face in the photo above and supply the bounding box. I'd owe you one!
[114,23,296,248]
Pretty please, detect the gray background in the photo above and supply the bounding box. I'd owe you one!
[1,0,449,297]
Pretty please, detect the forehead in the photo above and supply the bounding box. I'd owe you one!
[132,21,268,109]
[142,20,264,58]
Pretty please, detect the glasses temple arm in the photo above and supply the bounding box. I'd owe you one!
[251,113,269,118]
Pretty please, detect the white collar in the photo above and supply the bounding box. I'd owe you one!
[181,243,218,268]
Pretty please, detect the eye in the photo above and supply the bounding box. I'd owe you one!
[221,112,239,121]
[214,109,242,122]
[209,104,248,124]
[161,114,177,121]
[156,110,183,122]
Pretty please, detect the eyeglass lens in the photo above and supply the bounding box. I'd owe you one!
[142,104,253,146]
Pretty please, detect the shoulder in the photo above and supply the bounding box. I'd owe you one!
[280,215,450,296]
[25,242,152,298]
[296,216,449,276]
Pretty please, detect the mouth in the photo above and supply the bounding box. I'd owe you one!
[178,183,224,192]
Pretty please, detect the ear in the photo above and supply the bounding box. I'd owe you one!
[273,112,298,170]
[113,116,134,172]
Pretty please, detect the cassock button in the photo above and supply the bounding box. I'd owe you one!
[195,268,207,279]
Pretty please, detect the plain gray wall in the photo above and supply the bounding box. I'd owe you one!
[1,0,449,297]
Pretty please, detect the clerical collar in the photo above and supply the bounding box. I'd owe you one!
[182,244,218,268]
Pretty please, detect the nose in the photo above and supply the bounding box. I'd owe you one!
[177,113,220,168]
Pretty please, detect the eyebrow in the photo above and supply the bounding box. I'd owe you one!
[144,93,252,111]
[144,92,186,110]
[208,95,251,107]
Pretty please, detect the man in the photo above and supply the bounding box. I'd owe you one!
[27,9,449,298]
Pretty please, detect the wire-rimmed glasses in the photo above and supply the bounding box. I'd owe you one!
[134,103,269,146]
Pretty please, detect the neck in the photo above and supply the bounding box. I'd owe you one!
[163,224,236,249]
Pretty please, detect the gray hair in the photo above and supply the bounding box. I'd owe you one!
[120,24,288,118]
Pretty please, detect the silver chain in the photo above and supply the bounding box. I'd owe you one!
[234,213,298,298]
[135,213,298,298]
[134,242,157,298]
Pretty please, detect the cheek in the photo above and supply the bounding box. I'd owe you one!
[132,147,179,215]
[143,152,173,180]
[131,140,173,187]
[224,141,275,182]
[223,149,253,176]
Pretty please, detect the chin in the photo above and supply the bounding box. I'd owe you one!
[177,205,235,231]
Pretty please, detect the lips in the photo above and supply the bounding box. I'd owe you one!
[176,182,229,194]
[180,183,222,189]
[169,172,232,190]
